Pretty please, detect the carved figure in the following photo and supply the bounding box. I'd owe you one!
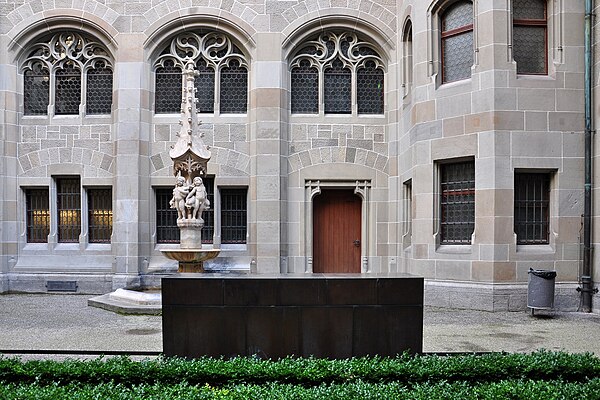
[170,176,190,220]
[185,176,210,220]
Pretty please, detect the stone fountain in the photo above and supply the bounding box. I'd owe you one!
[160,60,220,273]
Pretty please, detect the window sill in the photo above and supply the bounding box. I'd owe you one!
[436,244,472,254]
[516,244,554,254]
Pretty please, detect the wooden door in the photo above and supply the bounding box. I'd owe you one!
[313,189,362,273]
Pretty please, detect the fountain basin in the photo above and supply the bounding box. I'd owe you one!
[161,248,220,273]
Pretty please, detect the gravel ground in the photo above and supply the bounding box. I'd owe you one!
[1,293,600,359]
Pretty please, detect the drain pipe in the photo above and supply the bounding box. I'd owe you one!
[580,0,596,312]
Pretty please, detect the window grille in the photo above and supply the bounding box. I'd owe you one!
[156,188,180,243]
[55,62,81,115]
[221,188,247,244]
[153,32,248,115]
[57,177,81,243]
[21,32,113,116]
[324,59,352,114]
[25,188,50,243]
[202,178,214,243]
[514,173,550,244]
[440,161,475,244]
[24,63,49,115]
[156,178,214,244]
[88,188,112,243]
[357,60,384,114]
[290,31,385,115]
[86,61,113,115]
[513,0,547,74]
[290,60,318,113]
[441,1,473,83]
[220,60,248,113]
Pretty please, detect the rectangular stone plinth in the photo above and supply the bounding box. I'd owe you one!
[162,273,423,359]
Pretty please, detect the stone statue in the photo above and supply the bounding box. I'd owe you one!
[185,176,210,221]
[169,175,189,220]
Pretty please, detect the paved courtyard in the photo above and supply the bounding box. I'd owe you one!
[1,294,600,358]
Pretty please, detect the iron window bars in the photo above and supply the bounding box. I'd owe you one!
[22,32,113,116]
[154,32,248,114]
[514,172,550,244]
[221,188,248,244]
[440,161,475,244]
[25,189,50,243]
[88,188,113,243]
[57,177,81,243]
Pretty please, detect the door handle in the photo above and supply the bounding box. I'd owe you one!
[353,239,361,247]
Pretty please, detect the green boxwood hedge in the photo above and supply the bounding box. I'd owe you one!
[0,351,599,399]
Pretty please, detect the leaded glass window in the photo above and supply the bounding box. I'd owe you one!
[55,62,81,115]
[440,161,475,244]
[324,59,351,114]
[154,32,248,114]
[291,60,318,113]
[514,173,550,244]
[513,0,547,74]
[57,177,81,243]
[88,188,112,243]
[290,31,385,115]
[441,1,473,83]
[220,60,248,113]
[357,60,384,114]
[21,32,113,116]
[221,188,247,244]
[86,61,113,115]
[26,188,50,243]
[155,60,182,114]
[195,60,215,113]
[24,63,49,115]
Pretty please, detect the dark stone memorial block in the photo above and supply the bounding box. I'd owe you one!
[162,273,423,359]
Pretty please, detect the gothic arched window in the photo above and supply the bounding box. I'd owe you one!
[21,32,113,116]
[290,31,385,115]
[154,32,248,115]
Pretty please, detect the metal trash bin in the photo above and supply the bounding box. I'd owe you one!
[527,268,557,313]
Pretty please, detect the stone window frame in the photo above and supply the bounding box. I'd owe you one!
[20,31,114,119]
[21,179,113,250]
[401,18,414,99]
[289,31,387,117]
[427,0,479,87]
[433,158,476,249]
[152,31,250,116]
[513,169,557,249]
[304,180,371,273]
[508,0,561,76]
[402,179,413,250]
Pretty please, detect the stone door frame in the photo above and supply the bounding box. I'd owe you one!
[304,180,371,273]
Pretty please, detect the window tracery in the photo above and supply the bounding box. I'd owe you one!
[21,32,113,116]
[290,31,385,115]
[153,32,248,114]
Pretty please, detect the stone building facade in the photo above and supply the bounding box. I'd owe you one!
[0,0,595,311]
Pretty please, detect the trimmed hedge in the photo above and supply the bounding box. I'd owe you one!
[0,350,598,386]
[1,351,599,398]
[2,379,600,400]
